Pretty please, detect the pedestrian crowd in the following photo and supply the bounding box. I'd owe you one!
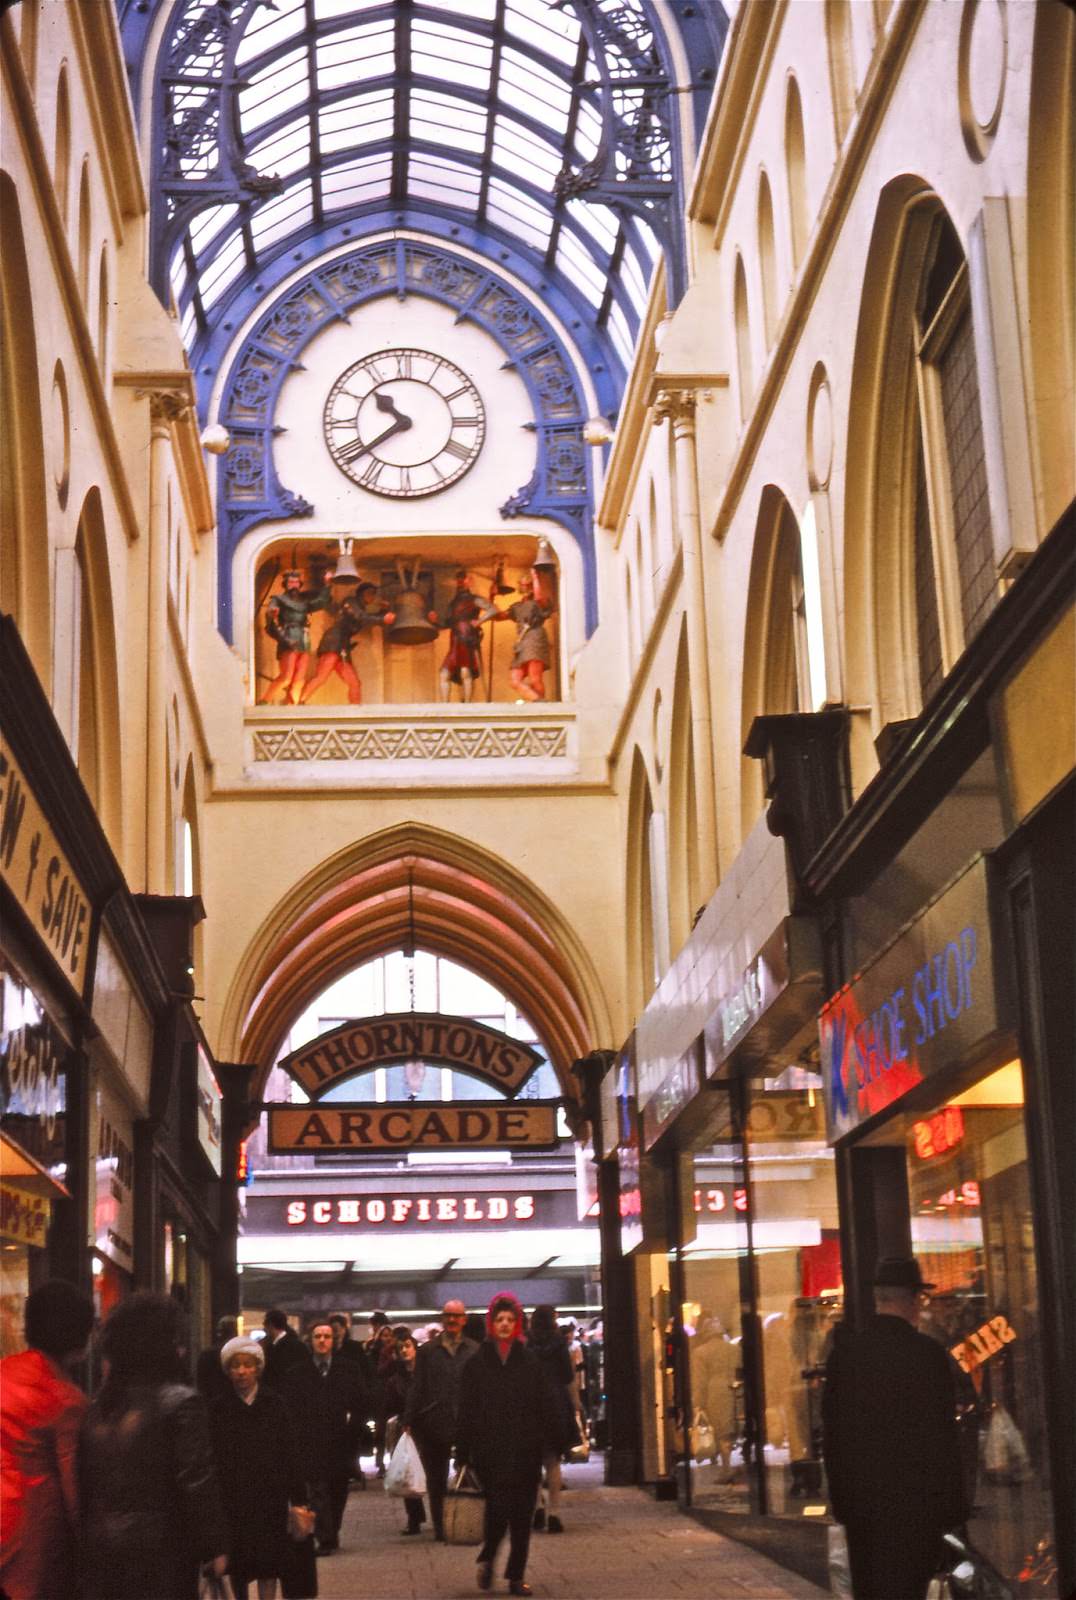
[0,1282,595,1600]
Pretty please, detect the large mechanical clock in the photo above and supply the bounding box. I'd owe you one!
[323,348,486,498]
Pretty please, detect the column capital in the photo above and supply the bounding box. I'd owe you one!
[653,387,698,430]
[137,387,193,428]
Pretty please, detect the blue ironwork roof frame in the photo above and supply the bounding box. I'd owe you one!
[214,237,600,641]
[120,0,725,391]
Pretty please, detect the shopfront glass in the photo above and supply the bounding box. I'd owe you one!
[904,1060,1054,1591]
[680,1076,843,1520]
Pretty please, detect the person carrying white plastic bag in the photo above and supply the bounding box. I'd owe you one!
[385,1430,428,1497]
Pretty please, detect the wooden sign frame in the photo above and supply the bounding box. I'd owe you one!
[267,1100,560,1153]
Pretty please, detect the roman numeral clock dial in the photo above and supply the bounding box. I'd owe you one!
[323,348,486,497]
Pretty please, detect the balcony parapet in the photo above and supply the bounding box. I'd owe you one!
[242,703,579,786]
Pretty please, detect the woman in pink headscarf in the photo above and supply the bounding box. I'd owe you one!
[455,1292,557,1598]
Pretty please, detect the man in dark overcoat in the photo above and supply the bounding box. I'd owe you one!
[822,1256,969,1599]
[402,1299,478,1539]
[283,1321,368,1554]
[262,1307,311,1391]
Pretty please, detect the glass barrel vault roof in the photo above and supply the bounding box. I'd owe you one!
[125,0,724,387]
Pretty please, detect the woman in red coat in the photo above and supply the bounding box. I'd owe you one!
[456,1292,558,1598]
[0,1280,94,1600]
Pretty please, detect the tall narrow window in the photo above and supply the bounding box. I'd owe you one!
[757,172,778,345]
[54,69,70,227]
[915,214,997,659]
[785,77,809,268]
[97,247,109,370]
[733,255,752,420]
[826,0,855,146]
[77,164,91,303]
[913,445,944,702]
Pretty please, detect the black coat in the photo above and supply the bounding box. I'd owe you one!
[456,1341,558,1490]
[403,1333,479,1447]
[526,1332,578,1454]
[822,1315,968,1537]
[282,1355,366,1482]
[209,1384,305,1584]
[264,1327,312,1391]
[80,1382,228,1600]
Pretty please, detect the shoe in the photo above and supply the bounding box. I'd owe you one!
[377,1463,386,1478]
[315,1542,336,1557]
[547,1514,563,1533]
[532,1507,546,1530]
[402,1525,422,1536]
[477,1562,493,1591]
[509,1583,533,1597]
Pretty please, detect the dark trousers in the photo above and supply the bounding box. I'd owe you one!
[414,1434,452,1537]
[479,1476,540,1582]
[312,1472,350,1546]
[845,1519,942,1600]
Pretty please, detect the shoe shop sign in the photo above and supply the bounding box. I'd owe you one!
[278,1013,544,1098]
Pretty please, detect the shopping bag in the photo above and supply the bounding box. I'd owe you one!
[691,1409,716,1460]
[983,1403,1031,1484]
[827,1523,853,1598]
[385,1431,428,1497]
[443,1465,485,1545]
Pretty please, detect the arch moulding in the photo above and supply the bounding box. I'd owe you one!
[217,821,612,1106]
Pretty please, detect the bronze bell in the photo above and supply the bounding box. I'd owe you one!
[386,557,438,645]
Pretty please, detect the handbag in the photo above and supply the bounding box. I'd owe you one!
[982,1403,1031,1484]
[443,1465,485,1545]
[287,1503,317,1540]
[690,1409,716,1460]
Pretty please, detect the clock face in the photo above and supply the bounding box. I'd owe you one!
[323,348,486,497]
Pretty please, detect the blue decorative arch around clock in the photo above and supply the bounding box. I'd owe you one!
[216,239,599,642]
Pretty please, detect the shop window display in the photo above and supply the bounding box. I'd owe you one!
[680,1079,842,1519]
[904,1062,1054,1591]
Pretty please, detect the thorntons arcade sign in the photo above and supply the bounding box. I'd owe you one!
[279,1013,543,1098]
[269,1013,557,1153]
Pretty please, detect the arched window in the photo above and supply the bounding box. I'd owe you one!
[733,254,752,421]
[757,171,778,345]
[77,162,91,303]
[54,67,70,227]
[785,77,809,269]
[847,189,1000,738]
[826,0,856,147]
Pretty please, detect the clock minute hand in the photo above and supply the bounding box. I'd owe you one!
[348,410,413,464]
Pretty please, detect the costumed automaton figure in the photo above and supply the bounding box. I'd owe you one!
[299,581,394,705]
[484,571,556,701]
[260,567,334,704]
[430,570,485,702]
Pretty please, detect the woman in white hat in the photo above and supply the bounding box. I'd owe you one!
[209,1335,310,1599]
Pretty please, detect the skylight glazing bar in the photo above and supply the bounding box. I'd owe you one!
[304,0,324,222]
[391,0,412,202]
[476,0,507,223]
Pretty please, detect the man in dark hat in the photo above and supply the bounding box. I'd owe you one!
[822,1256,969,1598]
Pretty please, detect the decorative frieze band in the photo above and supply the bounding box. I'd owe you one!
[250,718,570,764]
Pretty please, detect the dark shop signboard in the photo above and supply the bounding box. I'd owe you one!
[279,1013,543,1098]
[244,1187,582,1234]
[267,1100,560,1153]
[820,855,1007,1142]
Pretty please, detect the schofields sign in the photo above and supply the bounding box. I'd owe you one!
[820,855,1008,1141]
[267,1100,559,1153]
[243,1188,583,1233]
[279,1013,543,1098]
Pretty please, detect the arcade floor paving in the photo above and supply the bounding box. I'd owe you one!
[314,1462,828,1600]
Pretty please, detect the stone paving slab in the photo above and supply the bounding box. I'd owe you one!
[314,1463,828,1600]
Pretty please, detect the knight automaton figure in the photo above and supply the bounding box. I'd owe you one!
[484,571,556,701]
[260,568,334,705]
[430,569,485,702]
[299,582,394,705]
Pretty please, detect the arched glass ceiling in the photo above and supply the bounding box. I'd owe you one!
[125,0,724,386]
